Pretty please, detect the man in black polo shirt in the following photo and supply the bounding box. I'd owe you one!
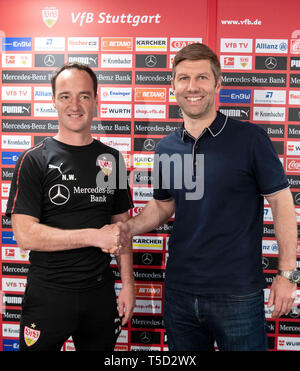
[6,63,135,351]
[126,43,298,351]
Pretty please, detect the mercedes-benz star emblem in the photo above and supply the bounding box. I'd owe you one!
[44,55,56,67]
[264,57,277,70]
[142,253,153,265]
[143,138,155,151]
[49,184,70,205]
[140,332,151,343]
[145,55,157,68]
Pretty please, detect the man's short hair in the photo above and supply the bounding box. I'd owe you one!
[51,62,98,97]
[172,43,221,85]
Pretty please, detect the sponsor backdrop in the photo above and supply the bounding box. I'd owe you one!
[0,0,300,351]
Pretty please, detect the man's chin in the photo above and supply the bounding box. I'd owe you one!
[183,110,207,120]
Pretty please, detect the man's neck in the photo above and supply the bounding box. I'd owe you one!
[183,112,217,139]
[54,131,93,146]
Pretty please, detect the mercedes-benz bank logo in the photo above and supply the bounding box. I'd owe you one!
[295,193,300,205]
[265,57,277,70]
[145,55,157,68]
[262,256,269,270]
[140,332,151,343]
[178,107,183,118]
[143,138,155,151]
[44,55,56,67]
[290,306,300,318]
[49,184,70,205]
[142,253,153,265]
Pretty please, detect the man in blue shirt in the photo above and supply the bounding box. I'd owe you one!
[126,43,298,351]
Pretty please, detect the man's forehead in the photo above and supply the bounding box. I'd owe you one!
[57,68,90,80]
[55,69,94,89]
[176,59,212,72]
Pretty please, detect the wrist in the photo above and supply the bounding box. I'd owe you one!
[84,228,97,246]
[126,218,135,237]
[121,278,135,286]
[277,269,300,284]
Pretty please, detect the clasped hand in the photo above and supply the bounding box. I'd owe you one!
[99,222,132,255]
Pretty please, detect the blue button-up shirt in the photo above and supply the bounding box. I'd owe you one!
[153,111,289,295]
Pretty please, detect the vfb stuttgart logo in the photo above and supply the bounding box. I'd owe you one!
[24,324,41,347]
[42,7,59,28]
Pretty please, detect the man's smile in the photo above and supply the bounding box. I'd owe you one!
[186,96,204,102]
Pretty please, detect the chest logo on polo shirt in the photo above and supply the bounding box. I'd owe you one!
[97,156,113,176]
[48,162,63,174]
[48,184,70,205]
[48,161,76,181]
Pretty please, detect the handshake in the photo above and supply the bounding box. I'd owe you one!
[97,221,132,256]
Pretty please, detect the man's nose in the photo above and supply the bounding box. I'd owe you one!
[70,96,81,109]
[187,78,199,92]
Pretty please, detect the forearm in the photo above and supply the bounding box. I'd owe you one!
[115,247,134,285]
[115,245,136,325]
[266,188,298,318]
[273,210,297,270]
[12,214,118,252]
[267,189,297,270]
[18,222,94,252]
[127,198,174,236]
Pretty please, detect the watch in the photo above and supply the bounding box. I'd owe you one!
[278,269,300,283]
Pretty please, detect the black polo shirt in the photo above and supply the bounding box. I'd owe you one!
[153,111,289,295]
[6,138,133,290]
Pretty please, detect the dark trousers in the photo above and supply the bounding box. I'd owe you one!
[164,287,268,351]
[19,280,121,351]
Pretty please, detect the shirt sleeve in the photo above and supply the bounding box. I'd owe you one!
[252,126,289,196]
[6,147,44,219]
[153,144,173,201]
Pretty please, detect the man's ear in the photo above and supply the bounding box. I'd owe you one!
[171,78,175,92]
[52,95,56,110]
[94,94,98,109]
[215,78,221,93]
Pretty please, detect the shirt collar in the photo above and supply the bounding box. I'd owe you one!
[180,111,228,141]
